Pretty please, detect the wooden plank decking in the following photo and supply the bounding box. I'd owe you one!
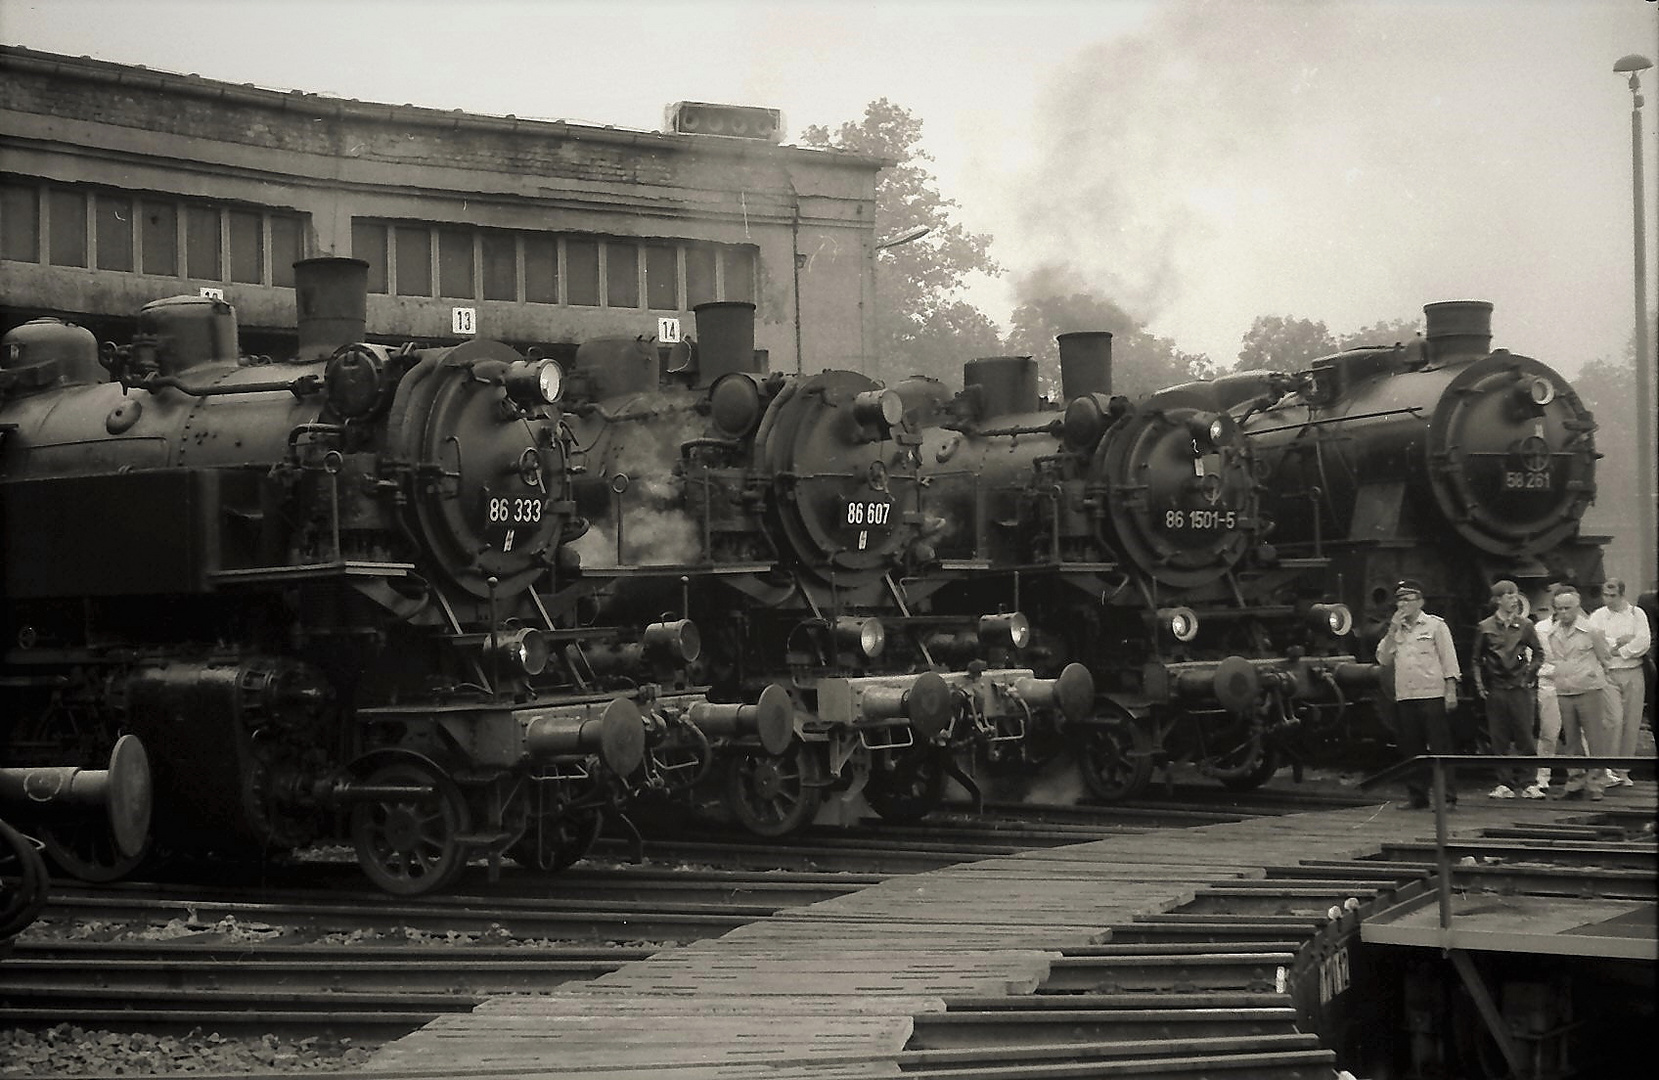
[369,790,1655,1078]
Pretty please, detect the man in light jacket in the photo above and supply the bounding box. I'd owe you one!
[1587,578,1650,788]
[1541,587,1614,800]
[1377,579,1461,809]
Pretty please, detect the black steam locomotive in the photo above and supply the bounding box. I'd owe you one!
[0,258,739,895]
[546,303,1090,835]
[1229,300,1606,729]
[889,337,1376,802]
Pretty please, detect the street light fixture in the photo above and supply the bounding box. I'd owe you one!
[1613,53,1656,590]
[875,225,931,251]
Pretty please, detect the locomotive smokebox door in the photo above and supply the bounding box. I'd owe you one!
[386,339,567,597]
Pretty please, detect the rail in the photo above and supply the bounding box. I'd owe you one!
[1359,754,1653,935]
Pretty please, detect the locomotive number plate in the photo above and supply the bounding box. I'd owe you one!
[1502,470,1553,490]
[843,498,894,529]
[482,487,548,545]
[1163,508,1237,530]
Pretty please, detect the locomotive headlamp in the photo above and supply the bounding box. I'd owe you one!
[1158,606,1201,643]
[488,627,549,676]
[978,613,1031,650]
[708,371,765,437]
[1523,376,1555,407]
[642,619,703,663]
[851,389,904,435]
[1186,413,1238,453]
[832,616,886,658]
[1308,603,1353,637]
[504,359,564,407]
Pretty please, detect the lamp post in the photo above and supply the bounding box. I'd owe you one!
[1614,53,1655,589]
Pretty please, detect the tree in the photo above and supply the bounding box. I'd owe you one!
[1005,287,1216,400]
[1337,317,1422,351]
[799,100,1002,386]
[1233,315,1337,373]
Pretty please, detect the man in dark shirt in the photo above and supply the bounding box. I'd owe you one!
[1471,579,1545,798]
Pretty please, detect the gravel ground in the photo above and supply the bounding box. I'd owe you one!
[0,1028,376,1076]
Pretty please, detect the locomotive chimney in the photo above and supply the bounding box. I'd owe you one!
[1056,331,1113,400]
[1423,300,1493,362]
[692,301,760,388]
[963,356,1039,420]
[294,257,370,361]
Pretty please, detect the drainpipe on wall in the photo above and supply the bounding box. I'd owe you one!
[791,198,804,376]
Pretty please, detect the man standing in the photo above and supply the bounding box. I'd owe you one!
[1470,580,1545,798]
[1377,579,1462,809]
[1587,578,1651,788]
[1541,587,1614,801]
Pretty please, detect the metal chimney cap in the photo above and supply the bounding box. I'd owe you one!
[1614,54,1653,73]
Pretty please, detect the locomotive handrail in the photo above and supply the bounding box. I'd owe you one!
[1242,405,1423,436]
[123,373,324,398]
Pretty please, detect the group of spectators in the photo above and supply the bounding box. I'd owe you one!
[1377,577,1652,809]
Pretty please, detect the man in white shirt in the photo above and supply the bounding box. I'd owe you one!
[1587,578,1651,788]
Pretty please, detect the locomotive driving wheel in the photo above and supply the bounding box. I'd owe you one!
[349,761,471,896]
[1075,712,1154,803]
[722,741,825,837]
[864,749,948,823]
[507,810,604,873]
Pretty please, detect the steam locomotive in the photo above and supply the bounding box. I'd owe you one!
[1227,300,1606,735]
[888,337,1376,801]
[546,303,1090,836]
[0,258,743,895]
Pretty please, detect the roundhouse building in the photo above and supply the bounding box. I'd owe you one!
[0,45,885,369]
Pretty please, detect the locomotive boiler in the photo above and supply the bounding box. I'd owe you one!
[895,334,1374,801]
[0,258,719,895]
[549,302,1091,835]
[1230,300,1606,670]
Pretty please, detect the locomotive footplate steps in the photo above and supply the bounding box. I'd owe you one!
[371,789,1656,1077]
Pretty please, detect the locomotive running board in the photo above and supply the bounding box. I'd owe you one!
[208,560,415,583]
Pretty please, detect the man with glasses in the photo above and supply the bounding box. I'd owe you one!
[1587,578,1650,788]
[1377,579,1461,810]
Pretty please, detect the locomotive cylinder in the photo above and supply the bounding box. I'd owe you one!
[295,257,370,361]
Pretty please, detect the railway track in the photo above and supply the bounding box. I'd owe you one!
[6,793,1651,1078]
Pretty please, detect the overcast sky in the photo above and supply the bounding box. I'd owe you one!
[5,0,1656,374]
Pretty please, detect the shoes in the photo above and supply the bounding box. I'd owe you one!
[1562,788,1586,801]
[1488,784,1516,799]
[1589,790,1605,801]
[1607,774,1635,788]
[1520,785,1547,799]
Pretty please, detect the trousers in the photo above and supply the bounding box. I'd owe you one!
[1482,686,1536,790]
[1396,696,1456,806]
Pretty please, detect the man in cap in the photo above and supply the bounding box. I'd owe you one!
[1470,580,1545,798]
[1586,578,1649,788]
[1376,579,1462,809]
